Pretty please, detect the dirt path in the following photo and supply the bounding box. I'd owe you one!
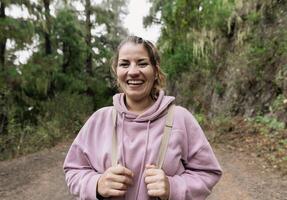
[208,144,287,200]
[0,142,286,200]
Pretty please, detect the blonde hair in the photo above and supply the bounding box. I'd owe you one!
[111,36,166,99]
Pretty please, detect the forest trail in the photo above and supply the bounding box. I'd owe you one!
[0,141,286,200]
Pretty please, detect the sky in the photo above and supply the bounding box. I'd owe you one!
[123,0,160,43]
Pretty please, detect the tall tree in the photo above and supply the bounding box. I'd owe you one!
[74,0,128,76]
[0,0,34,137]
[85,0,93,75]
[0,2,6,70]
[54,7,86,74]
[0,0,34,68]
[43,0,52,55]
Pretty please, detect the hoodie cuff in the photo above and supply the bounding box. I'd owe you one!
[85,173,102,200]
[167,175,183,200]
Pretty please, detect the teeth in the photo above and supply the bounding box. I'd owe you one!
[127,80,144,85]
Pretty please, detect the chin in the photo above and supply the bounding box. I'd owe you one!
[125,91,149,102]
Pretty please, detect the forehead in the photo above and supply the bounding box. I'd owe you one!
[118,42,149,60]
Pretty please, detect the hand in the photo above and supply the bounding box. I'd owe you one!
[144,164,170,200]
[97,164,134,198]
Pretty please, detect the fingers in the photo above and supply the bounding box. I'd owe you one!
[97,165,134,198]
[145,165,164,177]
[145,164,156,169]
[110,181,129,190]
[111,164,134,177]
[146,182,165,190]
[145,174,165,184]
[105,189,126,197]
[147,189,166,197]
[107,174,133,186]
[144,164,170,199]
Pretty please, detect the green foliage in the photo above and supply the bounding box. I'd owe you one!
[86,76,113,107]
[194,113,206,126]
[248,115,285,131]
[144,0,287,174]
[0,17,34,47]
[161,43,193,78]
[146,0,235,79]
[271,95,286,112]
[40,92,94,134]
[21,55,58,99]
[0,91,94,160]
[215,81,225,97]
[54,8,86,73]
[211,115,235,135]
[53,73,87,93]
[0,1,128,160]
[246,11,262,24]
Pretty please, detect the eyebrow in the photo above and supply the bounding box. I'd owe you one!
[138,58,149,62]
[118,59,129,62]
[118,58,149,62]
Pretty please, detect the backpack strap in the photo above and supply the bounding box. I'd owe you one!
[111,104,175,168]
[111,107,118,167]
[156,104,175,168]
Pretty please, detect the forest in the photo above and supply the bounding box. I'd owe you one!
[0,0,286,175]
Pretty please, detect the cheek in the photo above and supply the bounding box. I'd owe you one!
[147,71,156,85]
[116,70,125,81]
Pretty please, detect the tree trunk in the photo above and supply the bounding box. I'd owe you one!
[62,42,69,73]
[0,112,8,135]
[85,0,93,75]
[43,0,52,55]
[0,2,6,70]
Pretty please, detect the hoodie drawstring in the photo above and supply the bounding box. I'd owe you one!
[135,120,151,200]
[119,114,151,199]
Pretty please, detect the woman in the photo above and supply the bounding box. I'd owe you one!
[63,36,222,200]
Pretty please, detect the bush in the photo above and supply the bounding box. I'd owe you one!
[249,115,285,131]
[0,91,94,160]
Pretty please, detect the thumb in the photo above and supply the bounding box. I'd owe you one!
[145,164,157,169]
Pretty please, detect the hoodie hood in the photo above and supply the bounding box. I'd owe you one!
[113,90,175,122]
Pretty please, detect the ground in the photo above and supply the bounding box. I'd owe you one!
[0,141,286,200]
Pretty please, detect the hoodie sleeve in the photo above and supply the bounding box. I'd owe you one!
[63,113,102,200]
[167,107,222,200]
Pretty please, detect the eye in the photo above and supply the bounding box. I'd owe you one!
[138,62,148,67]
[118,63,129,68]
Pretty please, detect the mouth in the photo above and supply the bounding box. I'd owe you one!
[126,79,144,85]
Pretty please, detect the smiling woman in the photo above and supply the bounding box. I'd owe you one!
[63,36,222,200]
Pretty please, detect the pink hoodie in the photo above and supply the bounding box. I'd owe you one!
[63,91,222,200]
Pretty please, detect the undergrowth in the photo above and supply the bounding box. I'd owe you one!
[211,115,287,175]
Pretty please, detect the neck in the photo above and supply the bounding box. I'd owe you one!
[125,96,154,115]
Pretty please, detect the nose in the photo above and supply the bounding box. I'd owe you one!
[127,63,140,76]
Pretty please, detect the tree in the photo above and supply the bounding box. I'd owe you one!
[0,0,129,159]
[54,7,86,74]
[144,0,234,79]
[0,0,35,137]
[0,1,6,69]
[84,0,93,75]
[43,0,52,54]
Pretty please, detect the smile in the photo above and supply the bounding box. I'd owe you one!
[127,80,144,85]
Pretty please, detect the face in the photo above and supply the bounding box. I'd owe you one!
[116,42,156,104]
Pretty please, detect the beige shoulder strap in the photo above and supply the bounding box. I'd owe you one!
[111,107,118,167]
[111,104,175,168]
[156,104,175,168]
